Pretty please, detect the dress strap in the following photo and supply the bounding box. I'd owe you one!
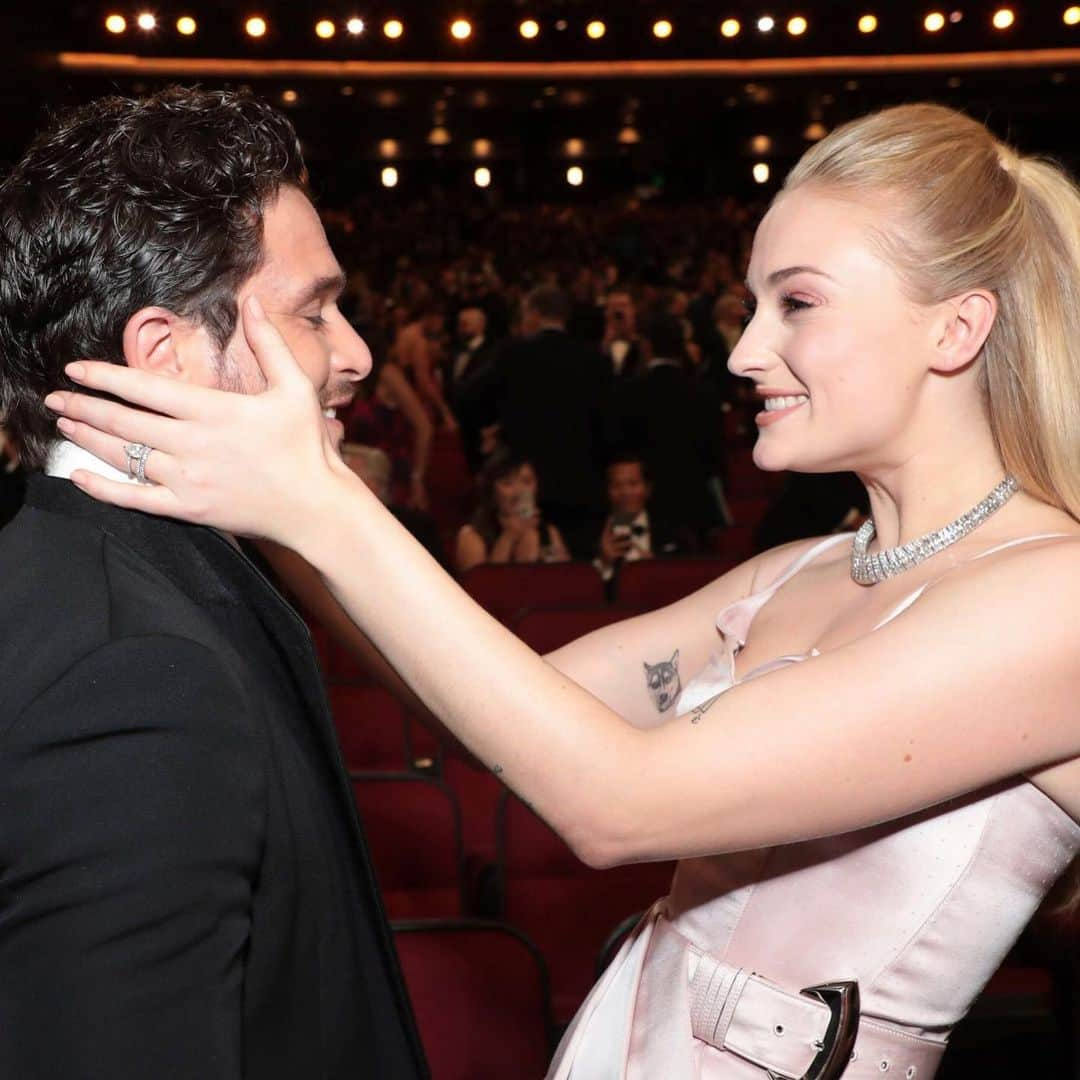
[871,531,1077,632]
[761,532,854,594]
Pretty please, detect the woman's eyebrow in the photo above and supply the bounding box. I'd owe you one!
[764,265,836,288]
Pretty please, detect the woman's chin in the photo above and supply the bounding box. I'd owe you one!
[324,417,345,448]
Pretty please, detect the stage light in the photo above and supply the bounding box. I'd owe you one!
[992,7,1015,28]
[316,19,336,39]
[177,15,197,34]
[346,17,365,34]
[751,134,772,154]
[381,167,398,188]
[450,18,472,40]
[378,139,399,158]
[474,167,491,188]
[567,165,585,186]
[383,18,404,38]
[245,16,267,37]
[858,13,878,33]
[519,18,540,39]
[565,137,585,157]
[804,121,827,140]
[586,20,606,39]
[653,19,673,39]
[617,125,641,145]
[753,162,771,184]
[428,126,451,146]
[720,18,741,37]
[281,89,298,104]
[924,11,945,32]
[105,13,127,33]
[787,15,808,35]
[136,12,157,30]
[757,15,775,32]
[473,138,493,157]
[1067,6,1080,26]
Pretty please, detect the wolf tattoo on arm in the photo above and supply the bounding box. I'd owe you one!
[643,650,681,713]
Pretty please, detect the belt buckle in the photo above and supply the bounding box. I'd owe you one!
[768,980,860,1080]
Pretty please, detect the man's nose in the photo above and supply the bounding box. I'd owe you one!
[333,317,373,381]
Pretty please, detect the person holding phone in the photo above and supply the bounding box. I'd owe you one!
[454,449,570,573]
[597,454,693,584]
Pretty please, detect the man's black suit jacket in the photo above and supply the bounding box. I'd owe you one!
[0,476,427,1079]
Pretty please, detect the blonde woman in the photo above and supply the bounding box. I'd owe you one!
[47,104,1080,1079]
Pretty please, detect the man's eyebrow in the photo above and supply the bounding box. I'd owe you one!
[746,265,835,293]
[288,270,347,310]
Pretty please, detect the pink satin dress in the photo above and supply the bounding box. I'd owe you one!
[549,531,1080,1079]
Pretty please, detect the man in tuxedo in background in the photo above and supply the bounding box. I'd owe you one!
[445,306,497,473]
[484,285,610,558]
[0,88,426,1079]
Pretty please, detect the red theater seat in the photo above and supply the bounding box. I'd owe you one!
[495,791,674,1023]
[393,919,553,1080]
[614,557,735,613]
[512,607,626,655]
[461,562,605,624]
[351,772,466,918]
[328,684,410,771]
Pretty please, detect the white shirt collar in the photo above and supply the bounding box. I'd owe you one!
[45,439,139,485]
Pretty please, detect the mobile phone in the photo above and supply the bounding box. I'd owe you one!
[517,491,536,519]
[611,510,636,540]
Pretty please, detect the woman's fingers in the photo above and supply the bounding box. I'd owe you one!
[241,295,311,391]
[56,416,177,484]
[46,392,184,455]
[61,361,224,420]
[69,469,185,519]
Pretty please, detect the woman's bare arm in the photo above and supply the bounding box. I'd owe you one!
[46,309,1080,867]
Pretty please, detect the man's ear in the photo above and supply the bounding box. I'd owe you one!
[929,289,997,376]
[121,306,188,378]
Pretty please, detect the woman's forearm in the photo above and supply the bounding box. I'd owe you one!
[298,471,642,865]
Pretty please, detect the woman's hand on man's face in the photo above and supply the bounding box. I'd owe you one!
[42,295,357,544]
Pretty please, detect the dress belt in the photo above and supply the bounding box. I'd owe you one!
[687,945,947,1079]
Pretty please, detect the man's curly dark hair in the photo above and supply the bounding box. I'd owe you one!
[0,86,308,470]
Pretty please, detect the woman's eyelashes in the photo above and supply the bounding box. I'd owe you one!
[780,293,813,315]
[740,292,813,327]
[305,313,328,329]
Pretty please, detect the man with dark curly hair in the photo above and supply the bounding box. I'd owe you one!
[0,88,427,1078]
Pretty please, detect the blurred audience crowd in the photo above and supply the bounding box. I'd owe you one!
[0,193,869,558]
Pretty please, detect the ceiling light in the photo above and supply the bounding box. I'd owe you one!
[753,162,771,184]
[346,17,365,34]
[136,12,157,30]
[567,165,585,186]
[924,11,946,32]
[757,15,775,32]
[474,167,491,188]
[245,16,267,37]
[176,15,197,34]
[105,13,127,33]
[383,18,404,39]
[450,18,472,40]
[381,166,399,188]
[720,18,741,37]
[991,7,1015,29]
[858,14,878,33]
[316,19,336,39]
[519,19,540,39]
[787,15,808,35]
[586,20,606,39]
[653,19,672,39]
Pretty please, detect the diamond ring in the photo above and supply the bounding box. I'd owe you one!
[123,442,154,485]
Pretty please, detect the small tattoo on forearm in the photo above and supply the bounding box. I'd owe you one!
[689,694,721,725]
[492,764,504,776]
[643,650,681,713]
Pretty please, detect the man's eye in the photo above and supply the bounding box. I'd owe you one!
[306,314,327,328]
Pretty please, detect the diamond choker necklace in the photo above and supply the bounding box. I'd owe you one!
[850,475,1019,586]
